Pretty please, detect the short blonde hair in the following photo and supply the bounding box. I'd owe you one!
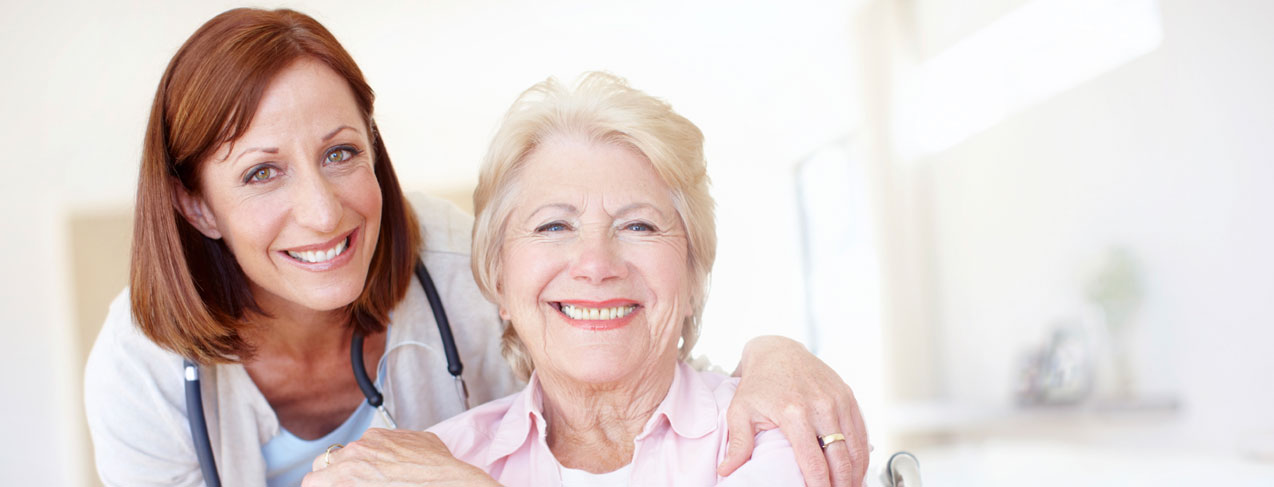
[472,72,716,380]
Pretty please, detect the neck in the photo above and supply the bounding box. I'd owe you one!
[244,287,352,360]
[538,356,678,473]
[237,288,387,440]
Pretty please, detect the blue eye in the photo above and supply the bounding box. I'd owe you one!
[324,146,359,164]
[536,222,571,233]
[624,222,655,232]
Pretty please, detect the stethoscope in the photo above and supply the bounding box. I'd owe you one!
[183,258,466,487]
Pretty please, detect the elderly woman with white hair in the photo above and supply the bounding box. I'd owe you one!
[304,72,867,486]
[442,72,812,484]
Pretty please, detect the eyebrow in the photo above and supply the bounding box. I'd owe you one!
[528,203,577,221]
[230,146,277,163]
[230,125,361,163]
[612,202,666,218]
[322,125,358,142]
[527,202,668,221]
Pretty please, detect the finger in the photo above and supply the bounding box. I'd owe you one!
[842,393,869,487]
[822,437,854,487]
[823,419,859,487]
[300,470,328,487]
[311,449,329,472]
[810,397,854,487]
[717,407,757,476]
[311,443,346,472]
[780,413,831,487]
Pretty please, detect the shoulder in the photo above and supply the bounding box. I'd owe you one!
[426,390,522,463]
[688,367,803,485]
[389,191,501,353]
[407,191,474,256]
[392,191,500,359]
[383,193,520,425]
[85,289,184,397]
[679,363,739,409]
[85,289,204,485]
[405,191,498,339]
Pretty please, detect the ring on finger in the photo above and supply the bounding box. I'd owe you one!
[324,443,345,468]
[817,433,846,449]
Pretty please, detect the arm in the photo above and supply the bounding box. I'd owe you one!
[302,429,501,487]
[84,294,204,487]
[718,336,869,487]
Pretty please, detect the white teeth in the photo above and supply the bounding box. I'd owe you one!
[559,304,637,321]
[287,236,349,264]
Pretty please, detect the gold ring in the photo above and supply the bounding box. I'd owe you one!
[324,443,345,468]
[818,433,846,449]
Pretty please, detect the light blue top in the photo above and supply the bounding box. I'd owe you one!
[263,334,389,487]
[263,400,374,487]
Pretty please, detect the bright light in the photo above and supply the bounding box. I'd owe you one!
[894,0,1163,161]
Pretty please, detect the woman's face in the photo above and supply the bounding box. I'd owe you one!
[498,135,693,385]
[177,58,382,316]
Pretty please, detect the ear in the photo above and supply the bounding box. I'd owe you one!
[493,279,511,321]
[172,180,222,239]
[683,285,698,319]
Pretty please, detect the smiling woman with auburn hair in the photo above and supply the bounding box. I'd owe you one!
[129,7,416,365]
[84,8,869,487]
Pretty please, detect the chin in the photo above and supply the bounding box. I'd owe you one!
[291,281,367,312]
[556,349,644,383]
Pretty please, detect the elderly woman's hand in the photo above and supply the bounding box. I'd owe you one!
[302,428,501,487]
[717,336,868,487]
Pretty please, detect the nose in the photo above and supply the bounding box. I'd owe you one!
[569,228,627,284]
[291,170,341,233]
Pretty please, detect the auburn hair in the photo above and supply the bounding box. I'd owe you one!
[130,8,420,364]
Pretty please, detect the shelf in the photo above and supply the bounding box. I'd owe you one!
[884,395,1181,437]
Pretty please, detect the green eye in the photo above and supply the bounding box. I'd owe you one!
[326,147,357,164]
[249,167,275,182]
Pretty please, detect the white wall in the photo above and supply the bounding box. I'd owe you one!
[889,0,1274,458]
[1,1,869,484]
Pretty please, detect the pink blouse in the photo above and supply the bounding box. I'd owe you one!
[428,361,805,486]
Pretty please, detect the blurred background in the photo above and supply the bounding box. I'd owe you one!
[2,0,1272,485]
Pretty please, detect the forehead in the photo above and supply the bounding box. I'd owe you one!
[255,59,363,132]
[517,135,673,206]
[214,59,367,156]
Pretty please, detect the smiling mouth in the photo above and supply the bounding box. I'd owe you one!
[553,302,640,321]
[284,234,351,264]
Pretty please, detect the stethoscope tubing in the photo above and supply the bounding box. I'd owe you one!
[184,257,463,485]
[183,360,221,487]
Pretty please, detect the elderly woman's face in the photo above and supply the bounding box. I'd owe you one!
[498,136,692,384]
[177,58,382,315]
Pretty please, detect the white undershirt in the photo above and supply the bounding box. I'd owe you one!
[558,463,633,487]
